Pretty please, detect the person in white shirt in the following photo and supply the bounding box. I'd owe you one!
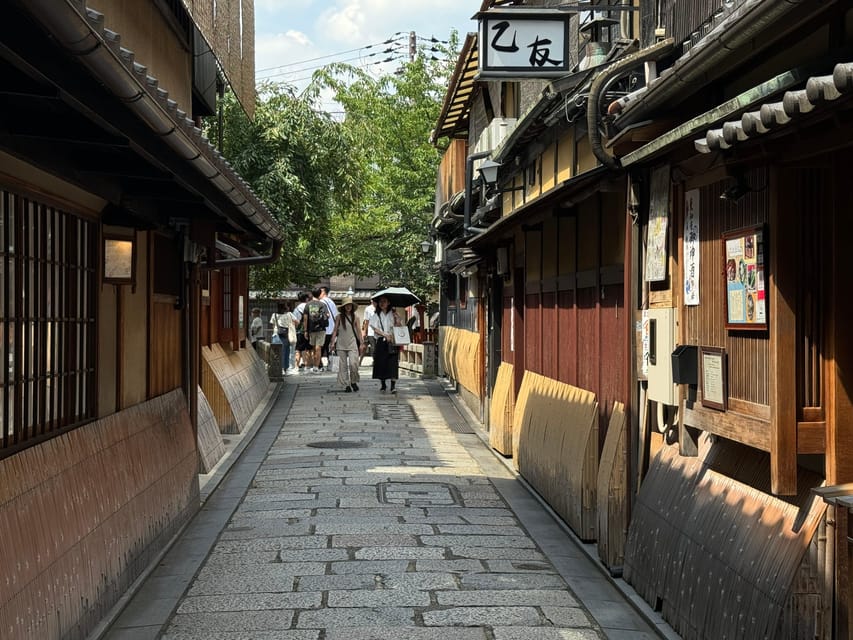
[316,286,339,370]
[369,295,401,393]
[360,299,376,364]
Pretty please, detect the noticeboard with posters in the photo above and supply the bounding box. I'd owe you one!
[722,225,766,330]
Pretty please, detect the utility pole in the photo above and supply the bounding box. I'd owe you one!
[409,31,416,62]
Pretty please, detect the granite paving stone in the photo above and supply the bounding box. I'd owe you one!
[109,375,664,640]
[422,606,543,627]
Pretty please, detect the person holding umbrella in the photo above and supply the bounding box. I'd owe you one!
[369,295,403,393]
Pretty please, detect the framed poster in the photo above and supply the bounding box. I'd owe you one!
[700,346,727,411]
[722,225,766,330]
[103,235,136,285]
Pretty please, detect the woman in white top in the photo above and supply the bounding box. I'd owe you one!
[269,301,295,373]
[369,295,401,393]
[330,296,363,392]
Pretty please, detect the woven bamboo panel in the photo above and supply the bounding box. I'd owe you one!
[624,438,826,640]
[488,362,515,455]
[514,371,599,540]
[596,402,628,571]
[201,344,269,435]
[197,385,225,473]
[0,390,197,640]
[438,326,483,400]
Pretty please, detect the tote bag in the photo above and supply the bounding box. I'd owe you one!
[392,326,411,345]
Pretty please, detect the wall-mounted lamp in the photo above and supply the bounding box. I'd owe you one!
[477,158,524,197]
[420,239,433,254]
[720,175,752,202]
[477,159,501,186]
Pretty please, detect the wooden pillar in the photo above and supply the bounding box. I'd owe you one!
[769,167,797,495]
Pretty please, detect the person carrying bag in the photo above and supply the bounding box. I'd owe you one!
[270,301,295,374]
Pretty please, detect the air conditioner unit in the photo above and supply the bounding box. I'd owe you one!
[473,118,518,154]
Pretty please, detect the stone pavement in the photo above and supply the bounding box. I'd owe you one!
[101,368,675,640]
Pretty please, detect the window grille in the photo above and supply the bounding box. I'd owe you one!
[0,189,97,458]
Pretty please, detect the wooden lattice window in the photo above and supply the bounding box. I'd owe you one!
[0,189,97,458]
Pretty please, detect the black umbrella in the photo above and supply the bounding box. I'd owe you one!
[371,286,421,308]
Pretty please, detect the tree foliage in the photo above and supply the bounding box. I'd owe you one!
[211,37,457,302]
[211,83,361,294]
[312,45,455,302]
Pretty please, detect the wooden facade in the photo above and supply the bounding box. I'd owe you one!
[0,2,280,638]
[432,0,853,636]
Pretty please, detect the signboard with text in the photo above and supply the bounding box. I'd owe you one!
[477,9,572,79]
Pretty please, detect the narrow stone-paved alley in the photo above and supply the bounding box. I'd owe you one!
[102,370,671,640]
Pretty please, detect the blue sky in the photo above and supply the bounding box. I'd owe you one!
[253,0,477,93]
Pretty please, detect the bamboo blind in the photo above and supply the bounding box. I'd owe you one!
[488,362,515,455]
[514,371,600,540]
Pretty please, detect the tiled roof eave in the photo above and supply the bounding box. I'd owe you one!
[26,0,285,242]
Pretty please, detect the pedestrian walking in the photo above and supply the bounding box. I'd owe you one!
[303,290,331,373]
[316,286,338,370]
[330,295,363,392]
[291,291,311,372]
[360,298,376,365]
[248,307,263,350]
[270,301,295,373]
[369,295,401,393]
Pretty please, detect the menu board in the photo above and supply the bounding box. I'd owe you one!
[723,226,766,330]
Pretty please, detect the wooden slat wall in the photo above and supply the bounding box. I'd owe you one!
[514,371,599,540]
[438,326,483,400]
[681,173,769,408]
[0,389,197,640]
[597,402,628,571]
[624,438,825,640]
[149,298,182,397]
[488,362,515,455]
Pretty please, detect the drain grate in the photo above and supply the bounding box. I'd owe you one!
[447,421,475,434]
[372,404,417,421]
[306,441,368,449]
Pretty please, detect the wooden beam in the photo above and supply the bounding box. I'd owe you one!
[829,154,853,484]
[769,167,798,495]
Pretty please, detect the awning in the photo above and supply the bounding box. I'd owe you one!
[468,166,612,247]
[430,33,479,144]
[619,66,812,166]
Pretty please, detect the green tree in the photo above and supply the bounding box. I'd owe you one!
[212,83,361,293]
[311,41,456,302]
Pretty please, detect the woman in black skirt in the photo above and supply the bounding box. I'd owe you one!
[369,295,401,393]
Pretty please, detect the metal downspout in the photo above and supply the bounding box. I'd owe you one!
[587,38,674,169]
[464,150,493,236]
[202,238,284,269]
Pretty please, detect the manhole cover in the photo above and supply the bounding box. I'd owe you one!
[306,441,368,449]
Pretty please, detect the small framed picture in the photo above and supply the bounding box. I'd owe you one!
[700,346,727,411]
[103,235,136,285]
[722,225,766,330]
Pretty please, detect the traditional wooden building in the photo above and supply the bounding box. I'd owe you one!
[433,0,853,637]
[0,2,283,638]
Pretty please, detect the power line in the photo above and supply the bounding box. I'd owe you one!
[264,55,408,87]
[257,48,405,81]
[256,33,406,76]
